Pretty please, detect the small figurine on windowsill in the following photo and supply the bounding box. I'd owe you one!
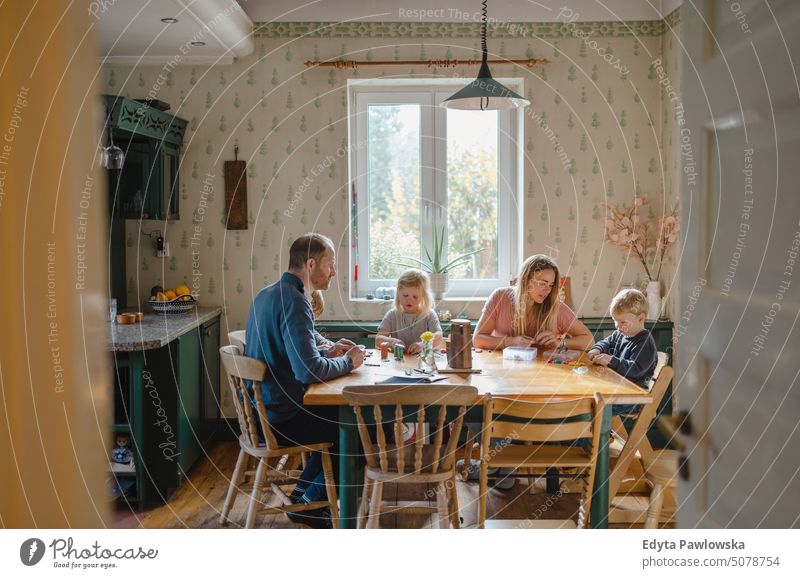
[111,434,132,465]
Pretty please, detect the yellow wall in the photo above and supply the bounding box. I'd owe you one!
[0,1,110,527]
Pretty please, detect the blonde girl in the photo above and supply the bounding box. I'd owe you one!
[310,289,356,357]
[376,269,443,354]
[474,254,593,351]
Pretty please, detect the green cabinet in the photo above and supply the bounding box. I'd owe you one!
[160,142,180,220]
[177,330,202,475]
[108,137,180,221]
[105,94,186,309]
[104,95,186,221]
[111,315,221,509]
[199,319,221,445]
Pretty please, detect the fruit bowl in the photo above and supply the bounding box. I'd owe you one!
[148,294,197,315]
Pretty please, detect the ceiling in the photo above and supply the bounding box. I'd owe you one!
[97,0,682,65]
[97,0,253,65]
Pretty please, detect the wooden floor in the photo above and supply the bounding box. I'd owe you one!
[120,442,655,529]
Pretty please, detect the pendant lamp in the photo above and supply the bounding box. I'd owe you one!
[441,0,530,111]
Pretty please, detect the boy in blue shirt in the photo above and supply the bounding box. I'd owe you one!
[588,288,658,414]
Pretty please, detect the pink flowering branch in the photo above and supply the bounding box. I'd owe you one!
[603,196,680,282]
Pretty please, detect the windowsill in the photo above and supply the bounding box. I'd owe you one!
[350,297,488,303]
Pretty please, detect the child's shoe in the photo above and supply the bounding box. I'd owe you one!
[456,458,498,481]
[491,468,517,491]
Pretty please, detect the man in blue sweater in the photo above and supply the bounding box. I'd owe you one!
[245,233,364,528]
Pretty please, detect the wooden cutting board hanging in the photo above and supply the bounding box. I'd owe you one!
[224,146,247,230]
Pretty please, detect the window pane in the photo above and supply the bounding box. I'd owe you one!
[367,104,421,280]
[446,109,498,280]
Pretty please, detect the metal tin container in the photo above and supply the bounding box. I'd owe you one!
[447,319,473,369]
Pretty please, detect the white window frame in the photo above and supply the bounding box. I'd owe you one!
[347,78,523,300]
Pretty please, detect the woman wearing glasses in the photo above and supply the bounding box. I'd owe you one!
[474,254,594,351]
[462,255,596,488]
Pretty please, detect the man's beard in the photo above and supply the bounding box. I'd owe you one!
[312,273,330,291]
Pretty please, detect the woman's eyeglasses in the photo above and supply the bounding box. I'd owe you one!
[528,280,554,290]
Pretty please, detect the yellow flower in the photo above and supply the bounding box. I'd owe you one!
[420,331,434,342]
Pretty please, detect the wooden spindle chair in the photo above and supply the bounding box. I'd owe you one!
[608,361,677,525]
[643,450,678,528]
[227,330,246,354]
[224,331,306,471]
[341,384,478,529]
[609,364,675,498]
[479,393,605,529]
[219,345,339,528]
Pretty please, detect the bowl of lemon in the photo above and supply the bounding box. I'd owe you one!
[148,284,197,315]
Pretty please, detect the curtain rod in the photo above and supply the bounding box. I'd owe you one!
[304,57,548,69]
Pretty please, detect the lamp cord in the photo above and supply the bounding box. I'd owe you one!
[481,0,488,58]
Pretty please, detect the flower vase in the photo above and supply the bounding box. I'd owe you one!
[419,340,436,372]
[646,280,662,321]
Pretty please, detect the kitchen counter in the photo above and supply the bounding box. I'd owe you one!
[107,306,222,351]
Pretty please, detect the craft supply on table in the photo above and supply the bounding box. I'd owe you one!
[438,367,483,374]
[543,349,581,363]
[375,374,448,385]
[502,346,538,361]
[446,319,473,369]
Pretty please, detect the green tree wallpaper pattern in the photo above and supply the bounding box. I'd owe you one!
[112,15,682,344]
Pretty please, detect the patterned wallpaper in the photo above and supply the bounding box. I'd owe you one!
[108,11,683,338]
[658,15,683,319]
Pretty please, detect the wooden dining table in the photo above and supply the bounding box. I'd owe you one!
[304,349,652,528]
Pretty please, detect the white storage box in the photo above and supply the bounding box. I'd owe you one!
[503,346,538,361]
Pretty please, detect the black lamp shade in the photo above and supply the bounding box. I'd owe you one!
[441,1,530,111]
[442,64,530,110]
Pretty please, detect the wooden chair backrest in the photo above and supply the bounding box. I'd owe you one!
[482,393,605,528]
[647,352,669,392]
[228,330,247,354]
[219,345,279,451]
[651,364,673,404]
[342,384,478,476]
[646,365,674,433]
[483,394,605,445]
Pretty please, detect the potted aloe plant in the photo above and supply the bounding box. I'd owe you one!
[396,226,483,300]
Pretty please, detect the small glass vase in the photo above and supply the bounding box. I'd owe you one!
[419,340,436,372]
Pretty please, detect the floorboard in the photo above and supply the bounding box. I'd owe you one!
[124,442,670,530]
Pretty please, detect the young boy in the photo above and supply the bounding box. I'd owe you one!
[588,289,658,414]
